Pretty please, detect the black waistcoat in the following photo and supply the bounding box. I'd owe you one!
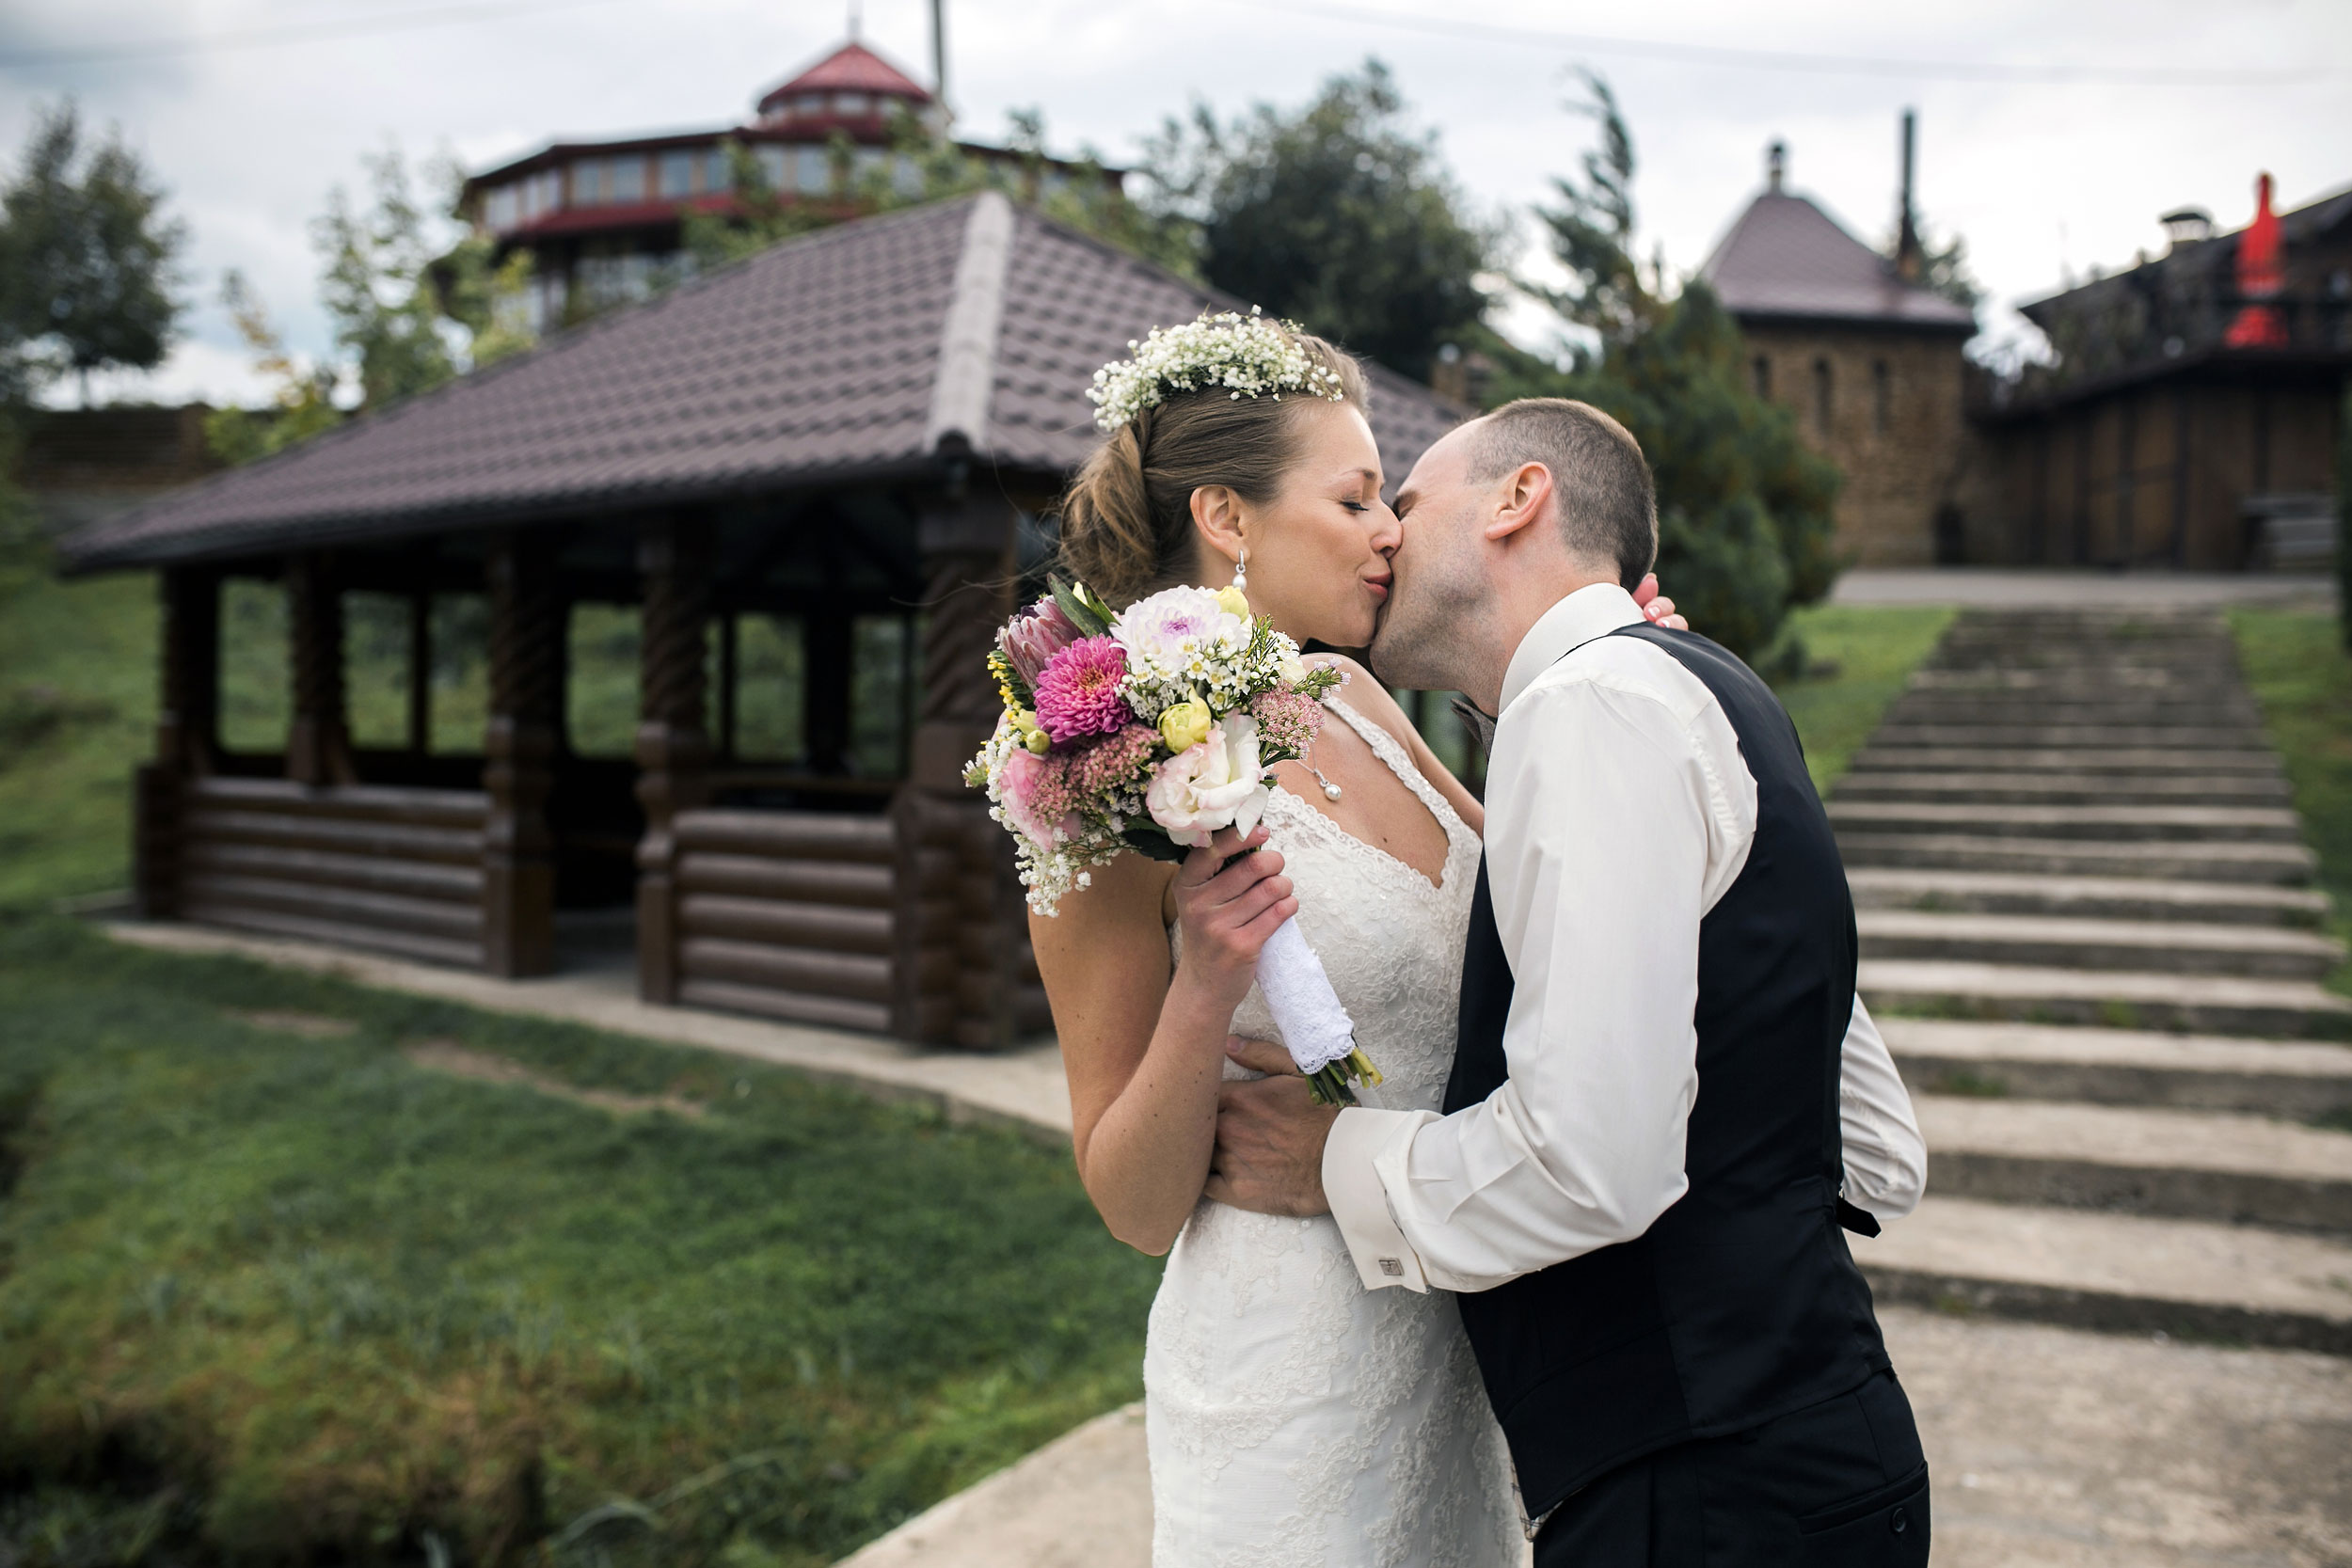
[1441,622,1888,1516]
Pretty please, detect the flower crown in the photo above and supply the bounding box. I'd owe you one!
[1087,308,1348,434]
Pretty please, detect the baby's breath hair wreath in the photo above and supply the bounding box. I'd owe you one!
[1088,307,1350,434]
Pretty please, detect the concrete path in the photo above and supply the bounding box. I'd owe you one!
[834,1308,2350,1568]
[1832,568,2339,610]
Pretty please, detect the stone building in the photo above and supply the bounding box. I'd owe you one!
[1698,135,1980,566]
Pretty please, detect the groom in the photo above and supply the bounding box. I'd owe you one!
[1210,399,1931,1565]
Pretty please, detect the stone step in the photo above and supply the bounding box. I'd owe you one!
[1860,958,2352,1039]
[1829,800,2306,844]
[1857,910,2344,981]
[1856,1196,2352,1354]
[1914,1095,2352,1231]
[1907,669,2251,692]
[1882,1017,2352,1118]
[1847,747,2284,778]
[1884,700,2262,725]
[1846,867,2331,927]
[1835,772,2293,807]
[1836,833,2317,884]
[1868,725,2268,750]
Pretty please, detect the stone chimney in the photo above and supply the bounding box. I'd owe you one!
[1893,109,1925,283]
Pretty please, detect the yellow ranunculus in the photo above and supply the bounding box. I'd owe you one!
[1159,700,1214,752]
[1216,584,1251,619]
[1025,728,1051,755]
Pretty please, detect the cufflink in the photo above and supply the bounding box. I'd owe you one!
[1379,1258,1405,1276]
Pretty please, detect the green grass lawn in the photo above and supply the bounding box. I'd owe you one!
[0,916,1160,1566]
[2228,609,2352,997]
[1772,603,1958,795]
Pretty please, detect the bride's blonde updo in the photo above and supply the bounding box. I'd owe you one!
[1056,323,1367,609]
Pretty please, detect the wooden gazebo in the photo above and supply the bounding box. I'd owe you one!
[61,193,1462,1046]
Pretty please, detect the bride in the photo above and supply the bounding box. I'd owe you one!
[1029,320,1680,1566]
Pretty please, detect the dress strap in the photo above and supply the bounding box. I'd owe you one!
[1323,698,1469,837]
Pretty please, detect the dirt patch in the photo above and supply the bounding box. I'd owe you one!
[226,1009,358,1039]
[401,1040,707,1120]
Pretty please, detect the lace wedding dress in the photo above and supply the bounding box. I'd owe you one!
[1148,701,1520,1568]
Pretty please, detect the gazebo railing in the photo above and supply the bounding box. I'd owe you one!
[169,776,489,968]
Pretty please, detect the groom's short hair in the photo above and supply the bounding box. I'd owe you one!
[1466,399,1658,589]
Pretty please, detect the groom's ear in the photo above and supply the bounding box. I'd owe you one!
[1484,461,1557,545]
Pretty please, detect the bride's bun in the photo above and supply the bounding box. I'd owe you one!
[1056,327,1365,608]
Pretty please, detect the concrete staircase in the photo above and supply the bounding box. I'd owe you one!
[1836,608,2352,1354]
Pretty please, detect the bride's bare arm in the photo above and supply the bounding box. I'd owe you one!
[1035,824,1301,1256]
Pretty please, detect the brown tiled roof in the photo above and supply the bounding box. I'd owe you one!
[1699,191,1976,333]
[61,195,1463,572]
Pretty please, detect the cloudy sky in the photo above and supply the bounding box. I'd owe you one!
[5,0,2347,406]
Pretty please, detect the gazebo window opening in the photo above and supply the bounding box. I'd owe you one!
[217,576,289,753]
[1872,358,1893,436]
[703,148,733,192]
[567,602,644,758]
[794,146,829,196]
[342,591,415,750]
[1812,357,1834,436]
[426,593,490,754]
[846,611,916,777]
[1751,356,1771,399]
[726,611,808,763]
[659,151,693,198]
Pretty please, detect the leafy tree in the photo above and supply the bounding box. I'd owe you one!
[208,150,533,463]
[0,102,185,405]
[1526,72,1841,665]
[1138,60,1493,380]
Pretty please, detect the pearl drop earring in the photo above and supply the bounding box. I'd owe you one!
[1232,547,1248,593]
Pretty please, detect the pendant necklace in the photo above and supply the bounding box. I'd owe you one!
[1307,746,1343,801]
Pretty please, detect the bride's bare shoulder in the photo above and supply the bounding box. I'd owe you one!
[1306,653,1414,741]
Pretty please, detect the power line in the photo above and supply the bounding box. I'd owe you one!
[1231,0,2333,87]
[0,0,622,70]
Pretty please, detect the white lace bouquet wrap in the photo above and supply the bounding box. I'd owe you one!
[966,577,1383,1105]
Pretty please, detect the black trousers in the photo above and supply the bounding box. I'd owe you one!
[1533,1370,1930,1568]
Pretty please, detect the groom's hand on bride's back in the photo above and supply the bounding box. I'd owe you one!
[1206,1037,1339,1218]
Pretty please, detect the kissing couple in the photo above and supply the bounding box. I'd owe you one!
[1024,315,1931,1567]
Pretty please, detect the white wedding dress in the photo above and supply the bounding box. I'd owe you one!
[1148,700,1521,1568]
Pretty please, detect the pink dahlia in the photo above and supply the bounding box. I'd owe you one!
[1033,636,1135,744]
[997,596,1082,687]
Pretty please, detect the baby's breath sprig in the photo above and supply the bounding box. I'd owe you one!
[1088,308,1347,434]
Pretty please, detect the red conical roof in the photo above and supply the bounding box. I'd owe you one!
[757,40,931,117]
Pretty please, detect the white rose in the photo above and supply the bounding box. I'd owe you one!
[1145,713,1269,847]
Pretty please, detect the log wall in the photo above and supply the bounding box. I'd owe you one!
[670,808,901,1033]
[175,777,488,968]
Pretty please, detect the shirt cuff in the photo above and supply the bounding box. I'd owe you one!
[1323,1105,1434,1292]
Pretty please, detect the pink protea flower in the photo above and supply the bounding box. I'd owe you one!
[997,597,1082,688]
[1033,636,1135,743]
[1250,687,1325,757]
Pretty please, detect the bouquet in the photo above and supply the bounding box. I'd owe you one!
[965,576,1384,1105]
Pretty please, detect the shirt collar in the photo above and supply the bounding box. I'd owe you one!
[1497,581,1647,715]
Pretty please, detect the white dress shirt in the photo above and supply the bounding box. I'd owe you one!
[1325,582,1927,1295]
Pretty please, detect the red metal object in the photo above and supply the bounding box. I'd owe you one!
[2223,171,2289,348]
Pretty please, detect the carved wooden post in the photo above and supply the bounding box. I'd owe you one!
[136,567,220,918]
[285,552,355,785]
[890,493,1018,1046]
[483,534,560,977]
[634,517,713,1004]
